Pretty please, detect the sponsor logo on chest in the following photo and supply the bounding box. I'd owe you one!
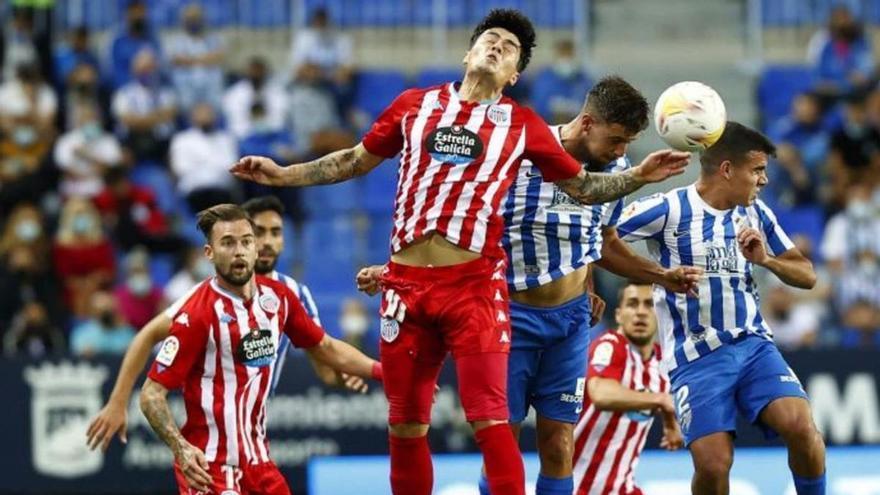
[237,328,276,368]
[425,125,484,165]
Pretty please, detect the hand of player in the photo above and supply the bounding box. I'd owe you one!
[230,155,287,186]
[660,266,703,298]
[656,393,676,416]
[355,265,385,296]
[86,400,128,451]
[174,441,212,492]
[587,291,605,326]
[737,227,769,265]
[337,372,369,394]
[633,150,691,184]
[660,416,684,451]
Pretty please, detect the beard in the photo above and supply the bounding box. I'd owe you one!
[254,255,277,275]
[625,332,655,347]
[217,262,254,286]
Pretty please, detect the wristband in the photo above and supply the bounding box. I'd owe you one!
[371,362,383,382]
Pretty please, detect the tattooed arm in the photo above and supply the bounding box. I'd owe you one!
[555,149,691,205]
[140,378,212,491]
[230,143,385,187]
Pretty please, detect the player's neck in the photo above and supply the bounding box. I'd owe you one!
[635,343,653,361]
[695,178,736,211]
[458,73,503,103]
[216,275,256,301]
[560,118,590,163]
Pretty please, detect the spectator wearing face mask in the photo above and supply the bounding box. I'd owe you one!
[53,197,116,318]
[821,182,880,274]
[162,245,214,306]
[529,39,594,122]
[170,102,239,213]
[0,203,65,330]
[54,104,123,198]
[54,26,101,88]
[826,91,880,208]
[337,297,371,351]
[70,290,135,358]
[108,0,162,89]
[834,246,880,347]
[808,5,874,101]
[0,63,57,186]
[768,93,829,207]
[167,3,226,112]
[0,7,49,82]
[288,61,355,157]
[113,247,162,330]
[3,301,65,359]
[223,57,287,139]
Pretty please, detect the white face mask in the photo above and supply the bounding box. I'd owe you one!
[339,314,369,337]
[553,59,577,79]
[15,220,41,242]
[13,125,37,146]
[127,273,152,296]
[193,257,214,280]
[847,199,872,220]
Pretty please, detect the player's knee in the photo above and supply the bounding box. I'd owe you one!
[537,430,573,471]
[694,449,732,481]
[470,419,507,432]
[389,422,430,438]
[774,410,819,445]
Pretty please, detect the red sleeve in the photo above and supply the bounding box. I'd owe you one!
[282,286,325,349]
[147,309,208,390]
[361,88,421,158]
[521,110,582,182]
[587,334,628,382]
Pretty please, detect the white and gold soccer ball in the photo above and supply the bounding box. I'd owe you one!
[653,81,727,152]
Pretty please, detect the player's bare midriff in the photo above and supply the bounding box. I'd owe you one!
[390,233,481,267]
[510,265,589,307]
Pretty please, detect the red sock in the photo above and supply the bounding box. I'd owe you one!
[389,435,433,495]
[475,424,525,495]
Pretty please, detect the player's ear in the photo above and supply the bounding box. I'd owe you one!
[507,71,520,87]
[581,113,595,133]
[203,243,213,262]
[615,307,622,326]
[719,160,733,180]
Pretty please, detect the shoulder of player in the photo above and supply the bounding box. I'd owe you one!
[170,281,216,327]
[590,330,627,352]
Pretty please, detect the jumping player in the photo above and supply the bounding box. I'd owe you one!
[615,122,826,495]
[231,10,689,494]
[138,204,381,494]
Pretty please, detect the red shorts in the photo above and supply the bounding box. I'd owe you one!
[174,460,290,495]
[379,256,512,425]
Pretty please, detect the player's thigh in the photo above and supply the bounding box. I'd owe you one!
[688,431,734,474]
[532,312,590,424]
[456,351,510,422]
[669,348,740,446]
[757,396,818,442]
[507,304,551,423]
[734,337,809,439]
[380,317,446,425]
[241,461,291,495]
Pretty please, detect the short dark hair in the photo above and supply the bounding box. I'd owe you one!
[196,204,256,242]
[700,121,776,174]
[584,75,649,135]
[470,9,536,72]
[241,196,285,217]
[617,280,652,305]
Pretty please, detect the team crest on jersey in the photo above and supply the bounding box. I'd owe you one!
[380,317,399,343]
[486,105,511,126]
[425,125,484,165]
[237,329,275,367]
[259,292,280,313]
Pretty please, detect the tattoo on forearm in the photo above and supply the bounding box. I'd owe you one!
[560,170,644,205]
[141,382,184,456]
[289,148,368,186]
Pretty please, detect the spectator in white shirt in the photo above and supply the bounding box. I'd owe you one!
[0,61,57,139]
[167,3,226,112]
[54,104,122,198]
[170,102,238,213]
[223,56,287,139]
[111,49,177,163]
[821,182,880,274]
[162,246,213,308]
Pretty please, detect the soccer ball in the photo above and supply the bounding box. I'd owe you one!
[653,81,727,152]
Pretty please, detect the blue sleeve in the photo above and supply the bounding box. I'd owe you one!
[602,198,625,227]
[298,284,321,326]
[616,194,669,242]
[754,200,795,256]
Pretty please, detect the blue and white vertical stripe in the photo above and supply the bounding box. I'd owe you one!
[270,271,321,394]
[615,185,795,371]
[502,125,630,292]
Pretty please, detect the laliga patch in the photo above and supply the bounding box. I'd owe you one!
[380,317,399,343]
[156,336,180,366]
[237,329,275,368]
[425,125,484,165]
[591,341,614,371]
[259,292,280,314]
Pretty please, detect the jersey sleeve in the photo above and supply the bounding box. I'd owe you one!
[522,111,582,182]
[298,284,321,325]
[587,334,628,382]
[281,286,325,349]
[754,199,795,256]
[147,309,208,390]
[615,193,670,242]
[361,88,420,158]
[601,198,626,227]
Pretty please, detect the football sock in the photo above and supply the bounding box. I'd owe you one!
[536,474,573,495]
[388,434,433,495]
[475,424,525,495]
[793,472,826,495]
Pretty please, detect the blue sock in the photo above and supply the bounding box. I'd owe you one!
[478,473,491,495]
[793,472,826,495]
[536,474,573,495]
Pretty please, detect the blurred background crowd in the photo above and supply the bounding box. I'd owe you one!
[1,0,879,368]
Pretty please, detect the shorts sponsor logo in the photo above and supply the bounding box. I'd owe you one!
[156,337,180,366]
[560,393,583,404]
[381,318,399,343]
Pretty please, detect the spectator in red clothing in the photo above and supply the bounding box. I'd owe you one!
[94,165,185,253]
[113,246,161,330]
[53,197,115,318]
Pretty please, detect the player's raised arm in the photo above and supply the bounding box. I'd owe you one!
[231,142,385,187]
[588,376,674,413]
[86,312,172,451]
[738,233,817,289]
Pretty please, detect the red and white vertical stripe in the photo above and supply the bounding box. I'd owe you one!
[572,346,669,495]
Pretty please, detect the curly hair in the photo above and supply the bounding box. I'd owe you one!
[469,9,536,72]
[584,75,650,135]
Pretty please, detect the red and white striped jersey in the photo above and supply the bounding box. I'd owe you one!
[573,331,669,495]
[147,275,325,467]
[362,82,581,258]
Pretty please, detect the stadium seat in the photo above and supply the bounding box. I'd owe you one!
[355,70,408,119]
[756,64,815,130]
[302,180,363,215]
[129,162,187,217]
[362,159,399,214]
[772,205,825,256]
[365,213,394,264]
[415,66,462,88]
[302,216,360,293]
[149,253,176,287]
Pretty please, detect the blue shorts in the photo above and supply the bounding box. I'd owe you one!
[507,294,591,424]
[670,334,809,446]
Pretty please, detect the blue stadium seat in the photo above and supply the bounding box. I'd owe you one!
[355,70,408,119]
[129,163,186,217]
[756,65,815,130]
[365,213,393,265]
[773,205,825,256]
[415,67,461,88]
[363,159,399,214]
[302,216,360,294]
[302,180,363,215]
[149,253,176,287]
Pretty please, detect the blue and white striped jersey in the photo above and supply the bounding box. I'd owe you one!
[502,125,630,291]
[616,185,795,371]
[271,271,320,394]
